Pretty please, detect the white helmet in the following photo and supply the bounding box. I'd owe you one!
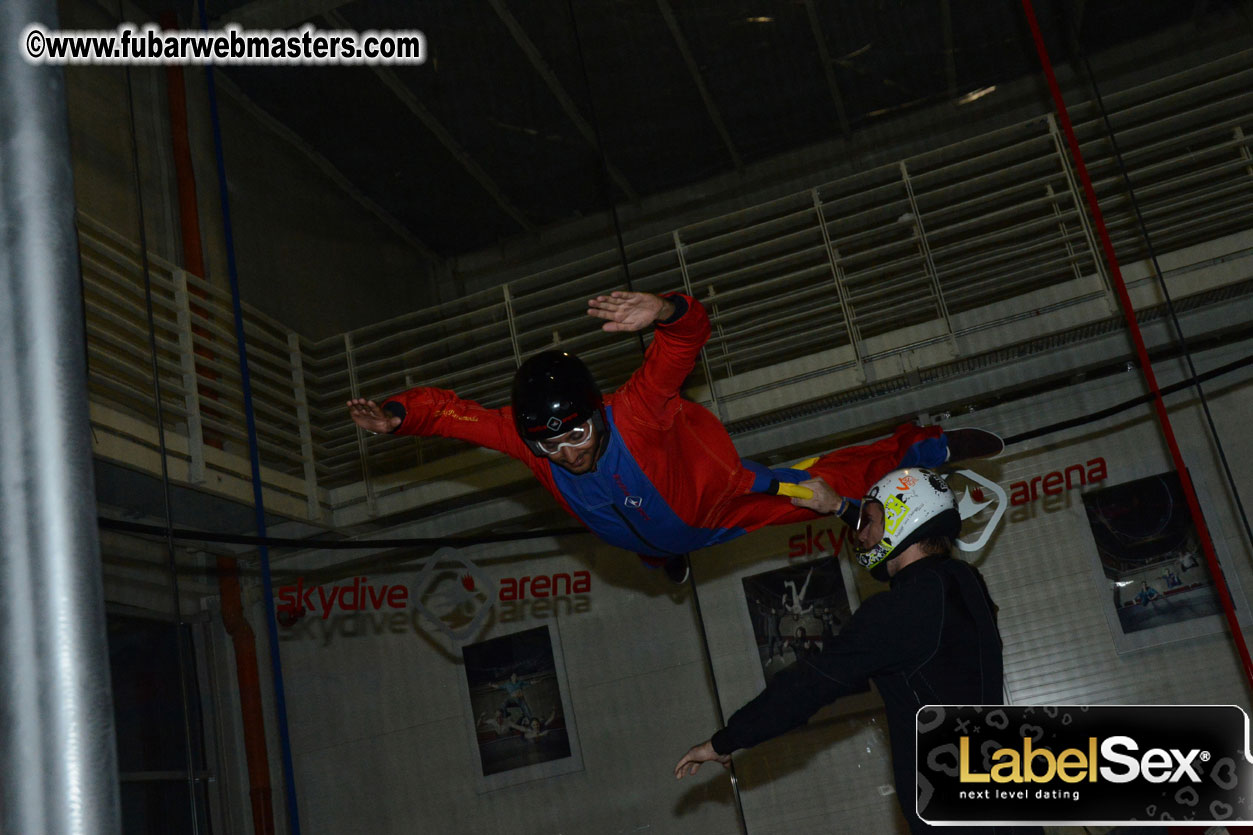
[857,468,961,581]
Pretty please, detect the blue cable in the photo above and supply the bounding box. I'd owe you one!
[196,2,301,830]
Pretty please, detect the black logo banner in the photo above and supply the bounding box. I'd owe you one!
[916,705,1253,825]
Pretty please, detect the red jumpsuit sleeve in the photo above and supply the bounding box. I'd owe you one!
[716,423,944,532]
[613,293,710,429]
[382,386,533,462]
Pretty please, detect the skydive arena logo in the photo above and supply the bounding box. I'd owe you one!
[917,705,1253,825]
[276,546,593,643]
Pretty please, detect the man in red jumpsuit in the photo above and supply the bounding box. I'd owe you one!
[349,291,1000,582]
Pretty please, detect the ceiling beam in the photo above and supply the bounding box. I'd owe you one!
[325,10,534,233]
[213,0,354,28]
[655,0,742,170]
[213,73,443,262]
[486,0,638,201]
[801,0,852,137]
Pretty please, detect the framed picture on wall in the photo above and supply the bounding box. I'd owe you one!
[459,623,583,792]
[740,551,886,719]
[741,556,853,684]
[1082,470,1248,653]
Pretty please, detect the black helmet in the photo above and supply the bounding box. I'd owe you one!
[511,351,603,455]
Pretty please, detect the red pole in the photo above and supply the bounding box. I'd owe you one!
[161,12,203,279]
[160,10,224,451]
[1019,0,1253,692]
[218,558,276,835]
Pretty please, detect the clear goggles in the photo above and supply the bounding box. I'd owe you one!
[533,421,595,456]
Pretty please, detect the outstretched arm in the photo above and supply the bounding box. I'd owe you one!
[709,648,866,756]
[684,591,936,772]
[347,398,402,434]
[355,385,533,461]
[675,641,873,781]
[789,478,854,521]
[586,291,675,332]
[673,740,731,779]
[594,291,710,426]
[797,567,814,601]
[782,580,798,610]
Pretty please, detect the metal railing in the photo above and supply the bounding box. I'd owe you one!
[80,217,319,518]
[81,50,1253,522]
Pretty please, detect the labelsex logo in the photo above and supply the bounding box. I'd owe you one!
[960,736,1206,784]
[917,704,1250,826]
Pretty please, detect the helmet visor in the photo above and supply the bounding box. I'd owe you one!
[852,500,886,552]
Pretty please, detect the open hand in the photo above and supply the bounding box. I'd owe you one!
[674,740,731,779]
[347,398,400,434]
[587,291,674,333]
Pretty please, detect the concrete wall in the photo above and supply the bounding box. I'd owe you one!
[265,540,740,834]
[237,339,1252,833]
